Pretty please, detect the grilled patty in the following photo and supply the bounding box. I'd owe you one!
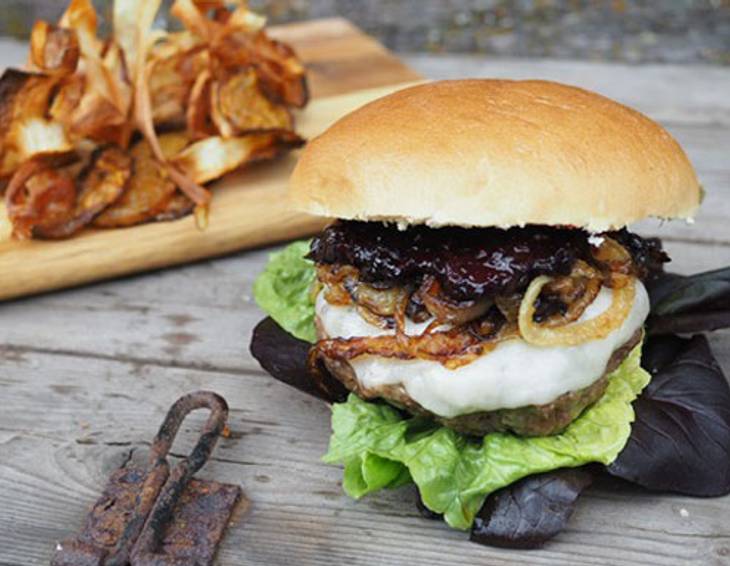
[317,320,643,437]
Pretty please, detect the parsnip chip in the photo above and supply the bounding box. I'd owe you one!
[53,0,133,145]
[94,139,177,228]
[16,118,74,160]
[29,21,80,74]
[248,130,305,162]
[171,132,303,184]
[215,68,293,135]
[171,0,218,41]
[132,0,211,207]
[60,0,102,56]
[0,69,71,177]
[35,146,132,238]
[158,131,191,158]
[170,136,260,184]
[186,70,214,139]
[208,80,234,138]
[49,73,84,122]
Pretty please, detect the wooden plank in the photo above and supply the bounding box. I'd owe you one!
[1,350,729,565]
[404,55,730,126]
[0,19,421,303]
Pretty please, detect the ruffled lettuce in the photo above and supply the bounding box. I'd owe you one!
[253,240,317,343]
[253,241,651,530]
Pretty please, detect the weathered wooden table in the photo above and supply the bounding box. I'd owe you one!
[1,52,729,565]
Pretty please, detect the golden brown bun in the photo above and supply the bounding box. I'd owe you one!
[290,80,701,231]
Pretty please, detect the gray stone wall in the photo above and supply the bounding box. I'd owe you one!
[2,0,728,65]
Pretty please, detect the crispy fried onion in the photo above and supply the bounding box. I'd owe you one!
[518,275,635,347]
[315,322,516,370]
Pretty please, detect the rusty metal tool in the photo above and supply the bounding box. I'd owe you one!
[52,391,242,566]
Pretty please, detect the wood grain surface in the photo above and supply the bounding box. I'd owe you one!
[0,18,421,302]
[1,41,730,566]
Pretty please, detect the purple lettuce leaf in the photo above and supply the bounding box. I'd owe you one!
[470,467,595,549]
[607,334,730,496]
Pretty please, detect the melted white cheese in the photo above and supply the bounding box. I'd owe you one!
[315,281,649,417]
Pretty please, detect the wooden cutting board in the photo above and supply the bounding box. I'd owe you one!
[0,18,422,301]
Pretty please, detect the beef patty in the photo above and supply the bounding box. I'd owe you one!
[317,320,643,437]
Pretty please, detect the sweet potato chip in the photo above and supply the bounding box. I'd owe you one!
[36,145,132,238]
[148,47,209,126]
[29,21,80,74]
[215,68,293,135]
[5,161,77,239]
[94,139,177,228]
[214,32,308,108]
[172,0,306,108]
[153,190,194,222]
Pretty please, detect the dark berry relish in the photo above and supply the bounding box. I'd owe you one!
[309,221,667,302]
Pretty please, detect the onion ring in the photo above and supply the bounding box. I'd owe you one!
[518,275,635,347]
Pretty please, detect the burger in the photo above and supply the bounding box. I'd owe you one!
[251,80,708,538]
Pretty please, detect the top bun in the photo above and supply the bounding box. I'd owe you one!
[290,80,701,231]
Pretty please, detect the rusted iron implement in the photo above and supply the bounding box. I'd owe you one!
[52,391,242,566]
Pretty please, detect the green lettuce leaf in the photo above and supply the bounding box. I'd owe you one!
[253,240,317,343]
[323,344,649,530]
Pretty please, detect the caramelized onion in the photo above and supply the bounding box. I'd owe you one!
[591,237,633,276]
[353,283,408,319]
[419,277,492,326]
[518,276,635,346]
[540,260,602,327]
